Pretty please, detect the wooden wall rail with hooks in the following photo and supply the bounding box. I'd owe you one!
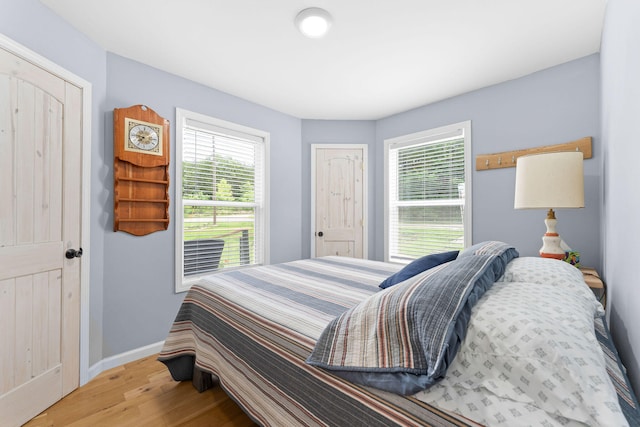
[475,137,592,171]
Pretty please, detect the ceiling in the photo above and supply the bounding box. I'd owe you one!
[41,0,606,120]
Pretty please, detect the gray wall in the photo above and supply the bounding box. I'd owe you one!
[301,56,601,268]
[103,53,303,356]
[601,0,640,396]
[1,0,304,362]
[375,55,602,268]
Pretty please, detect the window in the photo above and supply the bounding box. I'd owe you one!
[384,121,471,264]
[175,109,269,292]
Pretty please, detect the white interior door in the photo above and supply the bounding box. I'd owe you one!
[313,145,366,258]
[0,45,83,427]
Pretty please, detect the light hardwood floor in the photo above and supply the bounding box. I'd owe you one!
[23,355,258,427]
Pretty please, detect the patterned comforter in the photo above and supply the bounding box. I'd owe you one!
[159,255,639,426]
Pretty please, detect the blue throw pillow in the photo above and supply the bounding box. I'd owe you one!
[379,250,459,289]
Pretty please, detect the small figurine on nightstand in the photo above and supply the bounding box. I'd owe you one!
[564,250,581,268]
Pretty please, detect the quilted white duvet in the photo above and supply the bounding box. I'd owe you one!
[415,257,628,426]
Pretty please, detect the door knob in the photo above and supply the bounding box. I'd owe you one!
[65,248,83,259]
[317,231,323,237]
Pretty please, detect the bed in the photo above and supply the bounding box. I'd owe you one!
[159,241,640,426]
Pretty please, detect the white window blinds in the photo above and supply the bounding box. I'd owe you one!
[386,122,470,263]
[176,110,267,290]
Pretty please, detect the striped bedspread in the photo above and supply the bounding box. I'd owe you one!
[159,256,639,427]
[159,257,479,427]
[595,316,640,425]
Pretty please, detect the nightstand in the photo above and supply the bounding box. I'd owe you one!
[580,267,607,309]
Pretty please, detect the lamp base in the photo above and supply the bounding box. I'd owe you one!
[540,251,565,260]
[539,209,565,260]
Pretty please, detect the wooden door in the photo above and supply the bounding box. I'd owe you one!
[0,45,83,427]
[314,146,366,258]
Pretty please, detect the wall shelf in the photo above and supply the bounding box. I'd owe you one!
[117,176,170,185]
[117,218,170,223]
[113,105,170,236]
[118,198,170,203]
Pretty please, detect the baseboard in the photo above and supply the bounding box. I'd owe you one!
[87,340,165,383]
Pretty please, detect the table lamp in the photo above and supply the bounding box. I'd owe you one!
[514,151,584,259]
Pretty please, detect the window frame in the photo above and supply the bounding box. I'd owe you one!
[174,108,270,292]
[383,121,472,263]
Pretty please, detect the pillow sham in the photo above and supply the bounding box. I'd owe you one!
[307,242,518,395]
[497,256,604,317]
[457,240,520,279]
[379,250,459,289]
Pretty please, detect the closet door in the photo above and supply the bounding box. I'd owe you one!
[313,146,366,258]
[0,45,83,427]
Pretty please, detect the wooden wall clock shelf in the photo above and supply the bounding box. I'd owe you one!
[113,105,170,236]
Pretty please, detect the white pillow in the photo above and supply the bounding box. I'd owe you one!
[498,256,604,317]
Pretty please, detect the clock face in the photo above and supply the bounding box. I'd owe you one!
[129,124,159,150]
[124,118,163,156]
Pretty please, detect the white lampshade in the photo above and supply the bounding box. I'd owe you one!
[295,8,332,38]
[514,151,584,259]
[514,151,584,210]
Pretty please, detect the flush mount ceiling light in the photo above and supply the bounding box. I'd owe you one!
[295,7,332,38]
